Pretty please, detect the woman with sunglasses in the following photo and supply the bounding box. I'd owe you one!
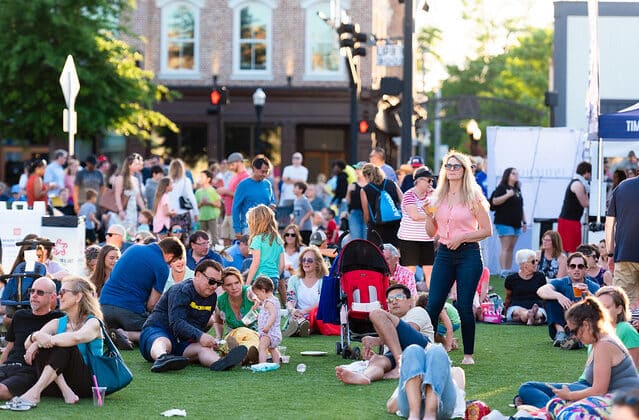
[12,277,102,409]
[518,297,639,412]
[423,150,492,365]
[284,246,328,337]
[89,244,120,296]
[537,230,567,280]
[577,244,612,287]
[503,249,547,325]
[489,167,527,278]
[397,167,436,290]
[280,224,303,301]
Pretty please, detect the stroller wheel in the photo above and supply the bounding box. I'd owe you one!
[352,346,361,360]
[343,346,352,359]
[335,342,342,355]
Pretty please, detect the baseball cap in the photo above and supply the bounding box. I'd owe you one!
[227,152,244,163]
[409,156,424,168]
[309,230,327,246]
[11,185,20,194]
[353,161,368,170]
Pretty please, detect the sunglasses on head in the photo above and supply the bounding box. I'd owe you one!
[171,229,183,234]
[28,288,52,296]
[569,263,586,269]
[387,294,407,303]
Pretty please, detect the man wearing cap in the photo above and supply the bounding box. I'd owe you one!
[369,147,398,182]
[0,277,63,400]
[43,149,68,198]
[279,152,309,206]
[310,230,337,264]
[73,155,105,214]
[400,156,425,192]
[232,156,276,237]
[102,224,132,253]
[218,152,249,246]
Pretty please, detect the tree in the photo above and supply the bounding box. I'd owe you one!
[0,0,177,144]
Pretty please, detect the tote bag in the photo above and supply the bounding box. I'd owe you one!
[87,319,134,394]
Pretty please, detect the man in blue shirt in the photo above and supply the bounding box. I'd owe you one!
[536,252,600,347]
[185,230,223,270]
[140,260,248,372]
[99,237,185,348]
[223,235,250,271]
[232,156,276,237]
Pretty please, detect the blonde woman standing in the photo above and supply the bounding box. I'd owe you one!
[167,159,199,237]
[112,153,147,236]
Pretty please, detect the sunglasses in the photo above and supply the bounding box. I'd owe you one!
[302,258,316,264]
[284,233,296,237]
[28,288,52,296]
[569,263,586,269]
[171,229,183,234]
[203,274,223,286]
[444,163,463,171]
[134,238,143,243]
[528,259,539,264]
[387,294,407,303]
[58,288,78,297]
[106,232,121,237]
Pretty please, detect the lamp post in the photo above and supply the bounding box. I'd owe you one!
[252,88,266,154]
[466,119,484,157]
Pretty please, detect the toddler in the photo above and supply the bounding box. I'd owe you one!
[78,189,100,244]
[253,276,282,364]
[137,209,153,232]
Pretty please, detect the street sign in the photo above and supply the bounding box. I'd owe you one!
[376,44,403,67]
[59,55,80,109]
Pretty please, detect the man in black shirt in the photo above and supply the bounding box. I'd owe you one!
[139,260,247,373]
[0,277,63,399]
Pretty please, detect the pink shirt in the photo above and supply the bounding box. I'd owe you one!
[434,199,481,246]
[398,188,434,242]
[392,264,417,297]
[153,193,172,233]
[222,171,249,214]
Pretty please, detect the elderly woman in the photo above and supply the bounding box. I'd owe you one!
[213,267,260,363]
[7,277,103,409]
[424,151,492,365]
[537,230,567,280]
[360,163,403,246]
[284,246,328,337]
[503,249,547,325]
[89,244,120,296]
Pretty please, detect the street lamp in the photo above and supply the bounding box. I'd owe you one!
[466,119,484,156]
[252,88,266,154]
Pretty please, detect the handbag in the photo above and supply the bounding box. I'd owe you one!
[99,188,130,213]
[179,196,193,210]
[87,319,134,395]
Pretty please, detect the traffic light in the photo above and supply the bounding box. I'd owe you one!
[208,86,228,114]
[337,23,367,57]
[358,119,372,134]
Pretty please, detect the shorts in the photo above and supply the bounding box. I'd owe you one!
[139,326,192,362]
[494,224,522,237]
[506,305,547,322]
[613,261,639,304]
[102,304,148,332]
[398,239,435,266]
[383,319,430,369]
[557,217,581,253]
[220,215,235,240]
[0,364,37,396]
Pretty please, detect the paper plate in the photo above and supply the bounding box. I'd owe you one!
[300,351,327,356]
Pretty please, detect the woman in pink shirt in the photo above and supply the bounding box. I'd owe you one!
[424,151,492,365]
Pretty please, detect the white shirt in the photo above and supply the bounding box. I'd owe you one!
[401,306,434,342]
[297,279,320,310]
[280,165,308,204]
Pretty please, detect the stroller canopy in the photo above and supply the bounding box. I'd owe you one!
[338,239,390,275]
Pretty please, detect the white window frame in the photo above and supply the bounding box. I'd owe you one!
[229,0,277,80]
[157,0,204,79]
[301,0,348,81]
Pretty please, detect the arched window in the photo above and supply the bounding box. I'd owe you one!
[158,0,203,77]
[230,0,275,79]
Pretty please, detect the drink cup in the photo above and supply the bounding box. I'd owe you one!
[277,346,287,356]
[572,283,585,299]
[24,249,37,272]
[241,309,258,326]
[92,386,106,407]
[281,355,290,364]
[296,363,306,374]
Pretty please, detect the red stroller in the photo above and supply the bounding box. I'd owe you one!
[335,239,390,359]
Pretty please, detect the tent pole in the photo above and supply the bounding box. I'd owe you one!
[596,136,604,224]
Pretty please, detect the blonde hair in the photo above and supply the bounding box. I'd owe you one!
[168,159,185,180]
[62,276,104,322]
[432,150,485,212]
[297,246,329,278]
[247,204,281,246]
[362,163,385,185]
[153,177,172,215]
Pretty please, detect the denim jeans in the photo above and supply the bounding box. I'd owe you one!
[545,299,567,339]
[425,243,483,355]
[518,380,590,408]
[397,345,457,420]
[348,209,366,240]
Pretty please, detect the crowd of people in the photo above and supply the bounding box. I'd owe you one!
[0,146,638,418]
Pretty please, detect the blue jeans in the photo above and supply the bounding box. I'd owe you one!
[518,380,589,408]
[426,243,483,355]
[545,299,568,339]
[397,345,457,420]
[349,209,366,240]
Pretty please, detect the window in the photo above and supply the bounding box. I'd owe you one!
[157,0,204,78]
[302,0,347,81]
[230,0,275,79]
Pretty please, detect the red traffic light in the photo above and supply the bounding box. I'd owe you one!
[210,89,222,106]
[358,120,371,134]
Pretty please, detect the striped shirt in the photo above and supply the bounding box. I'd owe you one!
[397,188,434,242]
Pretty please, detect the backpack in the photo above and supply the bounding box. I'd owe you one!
[367,180,401,224]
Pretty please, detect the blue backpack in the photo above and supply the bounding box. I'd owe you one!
[367,180,401,224]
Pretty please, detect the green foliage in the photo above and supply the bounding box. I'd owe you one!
[0,0,177,144]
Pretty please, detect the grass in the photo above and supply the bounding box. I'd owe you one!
[17,277,588,419]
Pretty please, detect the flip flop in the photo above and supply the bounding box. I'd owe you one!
[5,397,37,411]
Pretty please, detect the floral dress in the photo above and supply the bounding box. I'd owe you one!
[257,296,282,348]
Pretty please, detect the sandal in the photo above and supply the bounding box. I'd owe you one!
[3,397,37,411]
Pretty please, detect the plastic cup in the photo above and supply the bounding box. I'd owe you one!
[296,363,306,374]
[92,386,106,407]
[572,284,584,299]
[281,355,290,364]
[241,309,258,326]
[277,346,287,356]
[24,249,37,272]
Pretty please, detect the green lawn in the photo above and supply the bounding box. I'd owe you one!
[17,277,588,419]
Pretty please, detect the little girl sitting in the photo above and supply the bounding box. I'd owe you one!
[252,276,282,364]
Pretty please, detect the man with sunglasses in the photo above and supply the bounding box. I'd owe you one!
[140,260,248,372]
[335,284,433,385]
[537,252,600,348]
[0,277,62,400]
[103,223,132,253]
